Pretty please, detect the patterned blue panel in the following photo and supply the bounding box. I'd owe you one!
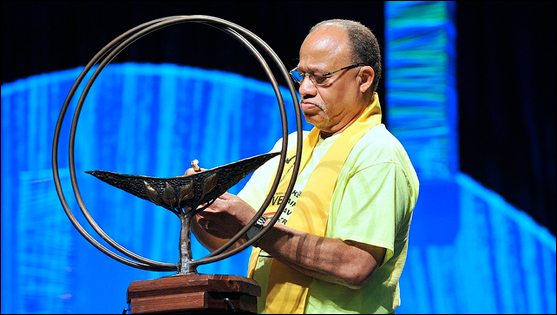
[385,1,458,180]
[386,2,555,314]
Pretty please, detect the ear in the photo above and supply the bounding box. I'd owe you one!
[358,66,375,94]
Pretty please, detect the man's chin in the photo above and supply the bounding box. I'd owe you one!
[303,114,328,129]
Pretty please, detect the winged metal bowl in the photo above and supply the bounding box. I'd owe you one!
[86,152,280,213]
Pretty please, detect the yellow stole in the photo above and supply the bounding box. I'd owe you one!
[248,94,382,313]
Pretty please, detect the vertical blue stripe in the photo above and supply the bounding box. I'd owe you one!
[519,226,541,313]
[489,206,515,312]
[1,89,15,313]
[385,1,458,180]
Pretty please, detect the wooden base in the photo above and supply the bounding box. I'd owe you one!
[127,274,261,314]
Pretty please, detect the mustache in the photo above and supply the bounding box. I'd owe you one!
[301,100,326,112]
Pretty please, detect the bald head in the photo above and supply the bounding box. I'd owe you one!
[300,24,353,67]
[308,19,382,93]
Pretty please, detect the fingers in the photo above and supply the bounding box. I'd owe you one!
[191,159,201,172]
[216,192,234,200]
[184,159,204,175]
[201,219,211,230]
[184,168,196,176]
[196,212,215,221]
[195,213,212,228]
[183,167,206,175]
[196,217,214,233]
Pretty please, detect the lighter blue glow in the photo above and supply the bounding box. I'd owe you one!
[1,63,308,313]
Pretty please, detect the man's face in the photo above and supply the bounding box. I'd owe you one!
[297,26,364,136]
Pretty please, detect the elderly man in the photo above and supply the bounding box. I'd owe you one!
[189,19,419,314]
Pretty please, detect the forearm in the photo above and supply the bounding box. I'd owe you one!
[190,192,383,289]
[191,215,246,252]
[255,222,381,289]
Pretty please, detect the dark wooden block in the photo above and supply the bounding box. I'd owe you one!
[127,274,261,314]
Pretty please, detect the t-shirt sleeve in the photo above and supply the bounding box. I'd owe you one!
[327,161,411,265]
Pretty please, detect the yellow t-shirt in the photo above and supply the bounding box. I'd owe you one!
[238,124,419,313]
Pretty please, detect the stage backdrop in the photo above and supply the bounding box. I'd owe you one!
[1,1,555,314]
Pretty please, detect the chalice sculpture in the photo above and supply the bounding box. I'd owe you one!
[52,15,302,313]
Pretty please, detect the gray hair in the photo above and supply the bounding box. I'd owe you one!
[310,19,382,92]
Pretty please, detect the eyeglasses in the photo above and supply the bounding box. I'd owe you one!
[289,63,365,86]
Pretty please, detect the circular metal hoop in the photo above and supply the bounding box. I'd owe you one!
[52,15,303,272]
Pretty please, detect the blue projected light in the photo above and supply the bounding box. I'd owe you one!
[385,2,555,314]
[1,63,309,313]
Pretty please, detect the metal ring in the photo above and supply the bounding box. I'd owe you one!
[52,15,303,272]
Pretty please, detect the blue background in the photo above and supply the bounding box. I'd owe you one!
[2,1,555,314]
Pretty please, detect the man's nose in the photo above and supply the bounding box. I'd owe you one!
[298,76,317,98]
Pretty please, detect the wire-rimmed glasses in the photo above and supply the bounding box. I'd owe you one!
[289,63,365,86]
